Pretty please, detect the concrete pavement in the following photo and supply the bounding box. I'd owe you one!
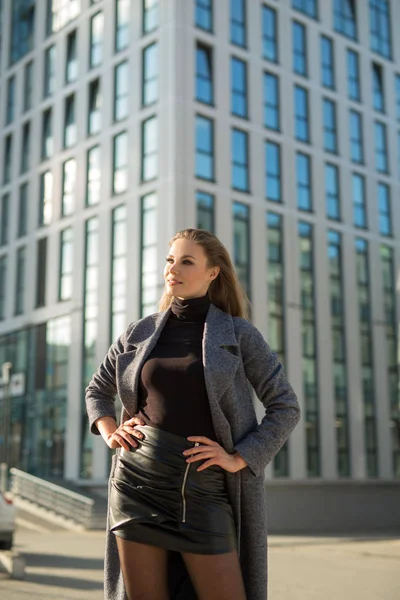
[0,522,399,599]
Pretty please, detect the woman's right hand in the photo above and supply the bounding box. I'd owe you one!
[105,417,146,450]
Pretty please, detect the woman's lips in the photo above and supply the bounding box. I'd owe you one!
[167,280,182,285]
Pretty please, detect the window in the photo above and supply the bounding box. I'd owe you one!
[62,159,77,216]
[196,44,213,105]
[372,63,384,112]
[323,99,337,154]
[375,121,388,173]
[263,72,279,130]
[111,205,127,340]
[0,256,7,320]
[115,0,130,51]
[369,0,391,59]
[64,94,77,148]
[292,0,317,18]
[231,0,246,47]
[378,183,391,236]
[3,135,13,185]
[141,116,158,181]
[298,221,320,477]
[44,45,56,98]
[143,43,158,106]
[233,202,251,298]
[349,110,363,163]
[334,0,357,40]
[293,21,307,76]
[296,152,312,211]
[81,216,99,478]
[196,191,215,232]
[113,131,128,194]
[143,0,159,34]
[36,238,47,308]
[88,78,101,135]
[66,30,78,83]
[39,171,53,226]
[18,183,28,238]
[114,62,129,121]
[355,237,377,477]
[265,141,281,202]
[42,109,54,160]
[90,12,104,68]
[0,195,9,246]
[321,36,334,89]
[86,145,101,206]
[267,212,286,382]
[352,173,366,228]
[10,0,35,64]
[327,230,350,477]
[347,49,360,101]
[23,61,34,112]
[262,5,277,63]
[46,0,80,35]
[325,163,340,220]
[15,246,26,315]
[232,129,249,192]
[6,76,15,125]
[294,85,310,142]
[140,193,158,316]
[395,74,400,121]
[231,57,248,118]
[196,0,212,32]
[59,228,73,300]
[20,122,31,174]
[195,115,214,180]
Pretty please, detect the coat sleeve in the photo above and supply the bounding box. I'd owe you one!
[233,322,301,477]
[85,323,134,436]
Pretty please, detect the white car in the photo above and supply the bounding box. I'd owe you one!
[0,492,16,551]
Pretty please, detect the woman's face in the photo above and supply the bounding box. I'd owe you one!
[164,238,219,300]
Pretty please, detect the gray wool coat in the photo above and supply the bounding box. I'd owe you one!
[85,303,301,600]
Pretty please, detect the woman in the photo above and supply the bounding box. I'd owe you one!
[86,228,300,600]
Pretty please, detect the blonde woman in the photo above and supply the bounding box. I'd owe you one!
[86,228,300,600]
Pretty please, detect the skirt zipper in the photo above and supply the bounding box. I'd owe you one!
[181,442,200,523]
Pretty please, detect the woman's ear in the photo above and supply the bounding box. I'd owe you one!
[210,266,220,280]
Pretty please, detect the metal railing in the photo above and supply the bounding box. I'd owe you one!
[9,468,96,528]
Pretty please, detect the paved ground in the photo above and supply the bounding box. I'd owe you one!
[0,521,399,599]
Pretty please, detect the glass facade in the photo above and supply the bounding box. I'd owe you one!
[3,136,13,185]
[296,152,312,211]
[39,171,53,226]
[347,50,361,101]
[233,202,250,298]
[86,145,101,206]
[232,129,249,192]
[355,238,377,477]
[262,5,277,63]
[325,163,340,221]
[265,141,281,203]
[42,109,54,160]
[141,193,158,317]
[113,131,128,194]
[372,63,385,112]
[23,61,34,112]
[115,0,130,52]
[88,78,101,136]
[293,21,307,76]
[15,246,26,316]
[349,110,363,163]
[6,76,16,125]
[267,212,288,476]
[377,182,391,236]
[299,221,319,477]
[321,36,335,89]
[263,72,279,130]
[141,117,158,182]
[323,99,337,153]
[59,227,73,301]
[196,0,213,32]
[294,86,310,142]
[292,0,317,19]
[90,11,104,68]
[143,0,159,34]
[81,217,99,479]
[231,57,248,118]
[328,230,350,477]
[143,43,158,106]
[334,0,357,40]
[196,191,215,232]
[196,44,213,105]
[114,62,129,121]
[0,194,9,247]
[352,173,367,228]
[66,30,78,84]
[36,238,47,308]
[47,0,80,34]
[231,0,246,47]
[0,256,6,320]
[18,183,28,238]
[44,45,56,98]
[374,121,388,173]
[111,205,127,341]
[195,115,214,180]
[10,0,35,65]
[380,246,399,478]
[62,159,77,217]
[369,0,391,59]
[64,94,77,148]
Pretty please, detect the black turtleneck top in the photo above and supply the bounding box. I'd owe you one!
[135,294,217,440]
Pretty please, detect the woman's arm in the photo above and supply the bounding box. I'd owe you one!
[233,322,301,477]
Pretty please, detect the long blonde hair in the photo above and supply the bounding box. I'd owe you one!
[158,229,250,319]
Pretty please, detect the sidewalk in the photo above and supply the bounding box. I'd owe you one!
[0,523,399,599]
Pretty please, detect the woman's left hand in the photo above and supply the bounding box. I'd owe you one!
[183,436,248,473]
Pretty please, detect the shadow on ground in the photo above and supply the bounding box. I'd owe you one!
[21,553,104,571]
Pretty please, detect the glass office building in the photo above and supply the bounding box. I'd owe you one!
[0,1,399,501]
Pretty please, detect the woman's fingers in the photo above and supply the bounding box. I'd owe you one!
[187,436,217,446]
[125,417,145,426]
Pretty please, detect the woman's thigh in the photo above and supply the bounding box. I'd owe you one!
[181,550,247,600]
[115,536,169,600]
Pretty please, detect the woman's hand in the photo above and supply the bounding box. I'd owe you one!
[183,436,248,473]
[105,417,146,450]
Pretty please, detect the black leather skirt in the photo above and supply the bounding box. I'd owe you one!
[109,425,237,554]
